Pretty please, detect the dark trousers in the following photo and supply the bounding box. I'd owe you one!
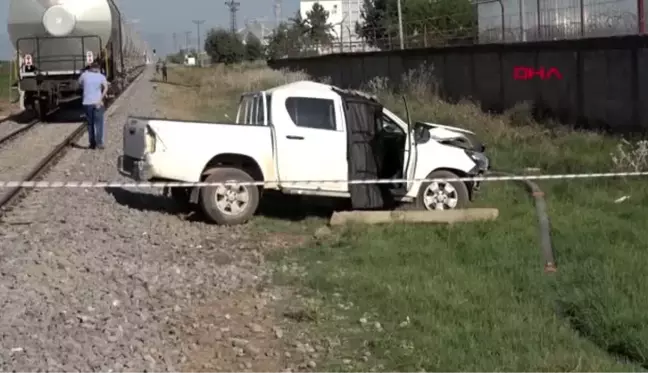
[83,105,105,147]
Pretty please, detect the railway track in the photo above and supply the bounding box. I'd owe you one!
[0,118,39,147]
[0,67,146,215]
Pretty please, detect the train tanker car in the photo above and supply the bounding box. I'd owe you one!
[7,0,149,119]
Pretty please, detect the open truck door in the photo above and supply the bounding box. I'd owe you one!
[334,88,394,209]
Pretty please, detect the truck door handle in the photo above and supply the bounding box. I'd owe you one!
[286,135,304,140]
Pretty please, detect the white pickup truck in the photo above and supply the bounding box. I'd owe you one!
[118,81,490,225]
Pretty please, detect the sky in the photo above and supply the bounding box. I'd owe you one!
[0,0,300,58]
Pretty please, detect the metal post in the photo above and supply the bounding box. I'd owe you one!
[185,31,191,52]
[397,0,404,49]
[580,0,585,37]
[638,0,645,33]
[519,0,526,41]
[8,57,13,105]
[225,0,241,34]
[193,20,205,64]
[536,0,541,40]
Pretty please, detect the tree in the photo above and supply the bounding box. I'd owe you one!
[265,12,309,58]
[356,0,391,49]
[244,33,264,61]
[265,22,293,59]
[204,28,245,64]
[166,48,196,64]
[167,51,184,64]
[357,0,476,49]
[305,3,334,46]
[264,5,336,58]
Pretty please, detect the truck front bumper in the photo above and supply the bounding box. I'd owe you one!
[117,155,154,181]
[467,153,490,193]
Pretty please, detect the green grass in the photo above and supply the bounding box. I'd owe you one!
[272,176,648,370]
[163,64,648,371]
[0,60,15,102]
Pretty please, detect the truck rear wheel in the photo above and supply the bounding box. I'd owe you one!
[199,167,260,225]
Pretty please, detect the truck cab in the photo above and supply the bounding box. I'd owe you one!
[118,81,489,225]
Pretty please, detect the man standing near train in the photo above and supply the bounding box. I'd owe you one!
[78,61,109,149]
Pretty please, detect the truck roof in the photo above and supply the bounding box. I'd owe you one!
[264,80,380,103]
[264,80,331,94]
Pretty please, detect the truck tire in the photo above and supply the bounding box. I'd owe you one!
[415,170,470,211]
[199,167,260,225]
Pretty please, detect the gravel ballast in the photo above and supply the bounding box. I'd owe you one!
[0,68,276,371]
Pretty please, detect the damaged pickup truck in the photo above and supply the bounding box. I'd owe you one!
[118,81,490,225]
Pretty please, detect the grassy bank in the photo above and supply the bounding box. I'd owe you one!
[156,64,648,371]
[0,60,15,111]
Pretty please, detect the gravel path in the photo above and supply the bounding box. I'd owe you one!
[0,119,31,141]
[0,68,281,371]
[0,117,83,203]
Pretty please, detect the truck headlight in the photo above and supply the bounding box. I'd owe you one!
[465,149,489,171]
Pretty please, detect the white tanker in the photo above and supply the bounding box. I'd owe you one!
[7,0,149,118]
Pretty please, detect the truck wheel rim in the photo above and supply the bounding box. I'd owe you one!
[423,181,458,210]
[215,184,249,216]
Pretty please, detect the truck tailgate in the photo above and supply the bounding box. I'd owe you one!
[123,117,150,159]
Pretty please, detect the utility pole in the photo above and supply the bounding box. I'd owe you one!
[184,31,191,52]
[225,0,241,33]
[396,0,404,49]
[274,0,282,27]
[173,32,178,52]
[192,20,205,66]
[192,20,205,53]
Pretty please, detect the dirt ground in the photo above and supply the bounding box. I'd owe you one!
[0,101,18,119]
[175,232,322,372]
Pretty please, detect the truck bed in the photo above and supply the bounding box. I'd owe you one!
[122,116,274,183]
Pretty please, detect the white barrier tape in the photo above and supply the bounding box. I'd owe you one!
[0,171,647,188]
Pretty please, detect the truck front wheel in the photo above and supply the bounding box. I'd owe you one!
[199,167,260,225]
[415,170,470,211]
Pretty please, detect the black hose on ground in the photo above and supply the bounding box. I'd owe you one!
[487,171,557,273]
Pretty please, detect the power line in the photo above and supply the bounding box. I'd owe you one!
[225,0,241,33]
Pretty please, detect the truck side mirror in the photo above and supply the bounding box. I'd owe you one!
[414,123,430,144]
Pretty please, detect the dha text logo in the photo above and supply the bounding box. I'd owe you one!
[513,66,563,80]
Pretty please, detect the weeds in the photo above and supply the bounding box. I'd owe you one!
[611,139,648,171]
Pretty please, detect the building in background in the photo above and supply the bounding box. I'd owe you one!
[477,0,645,43]
[340,0,367,51]
[299,0,371,52]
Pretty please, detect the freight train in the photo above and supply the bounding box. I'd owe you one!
[7,0,150,119]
